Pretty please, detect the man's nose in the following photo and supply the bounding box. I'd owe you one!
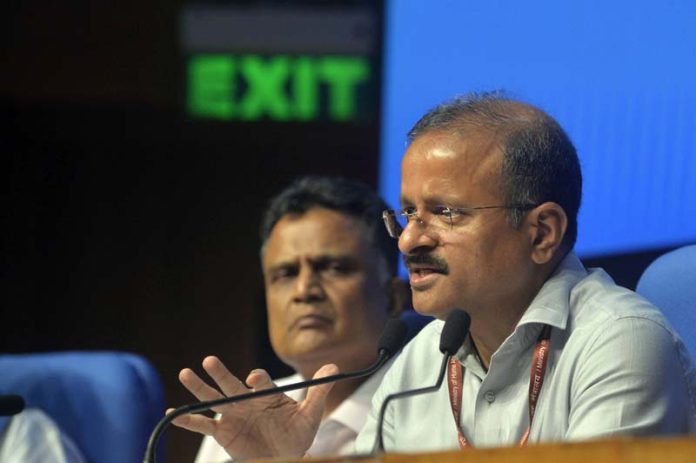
[293,266,324,302]
[398,219,438,256]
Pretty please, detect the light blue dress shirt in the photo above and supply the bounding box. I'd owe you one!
[355,252,696,453]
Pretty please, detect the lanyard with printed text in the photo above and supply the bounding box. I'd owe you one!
[447,324,552,449]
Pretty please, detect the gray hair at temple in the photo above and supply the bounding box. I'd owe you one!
[407,92,582,249]
[260,176,399,277]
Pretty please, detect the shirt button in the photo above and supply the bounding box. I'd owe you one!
[484,391,496,403]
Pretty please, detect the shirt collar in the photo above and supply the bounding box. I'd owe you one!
[456,252,586,373]
[516,251,587,331]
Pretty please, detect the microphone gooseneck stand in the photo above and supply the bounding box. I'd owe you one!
[372,309,471,453]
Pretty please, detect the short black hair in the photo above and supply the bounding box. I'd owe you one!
[408,92,582,248]
[260,176,399,276]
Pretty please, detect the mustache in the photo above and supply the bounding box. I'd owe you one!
[403,253,449,275]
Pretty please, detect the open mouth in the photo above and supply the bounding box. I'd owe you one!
[409,267,443,276]
[407,266,445,289]
[403,254,449,276]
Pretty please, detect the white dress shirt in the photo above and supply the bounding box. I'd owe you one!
[355,252,696,453]
[195,365,387,462]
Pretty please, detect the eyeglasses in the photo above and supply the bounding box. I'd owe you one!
[382,204,537,239]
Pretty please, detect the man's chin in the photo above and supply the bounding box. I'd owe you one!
[412,304,450,321]
[285,338,336,361]
[412,294,458,320]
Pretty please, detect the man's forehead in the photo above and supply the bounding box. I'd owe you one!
[263,208,371,263]
[400,131,503,202]
[404,129,501,163]
[267,251,359,269]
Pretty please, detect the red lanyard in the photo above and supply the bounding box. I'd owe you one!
[447,325,552,448]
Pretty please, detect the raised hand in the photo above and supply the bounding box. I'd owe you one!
[171,356,338,460]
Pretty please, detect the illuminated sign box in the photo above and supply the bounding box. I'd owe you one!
[188,54,370,121]
[181,6,377,123]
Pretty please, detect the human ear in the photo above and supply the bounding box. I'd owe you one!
[527,202,568,265]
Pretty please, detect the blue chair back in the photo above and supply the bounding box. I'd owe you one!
[0,351,165,463]
[636,244,696,359]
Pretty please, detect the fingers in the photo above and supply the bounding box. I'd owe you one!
[202,356,250,398]
[179,367,225,402]
[245,369,276,391]
[313,363,340,379]
[168,407,218,436]
[302,364,339,418]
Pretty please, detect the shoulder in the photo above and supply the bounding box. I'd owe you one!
[564,269,694,392]
[569,267,679,340]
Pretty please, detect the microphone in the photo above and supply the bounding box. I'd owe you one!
[372,309,470,453]
[0,395,25,417]
[143,318,408,463]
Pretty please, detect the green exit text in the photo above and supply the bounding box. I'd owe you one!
[187,54,372,122]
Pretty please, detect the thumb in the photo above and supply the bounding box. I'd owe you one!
[302,364,340,417]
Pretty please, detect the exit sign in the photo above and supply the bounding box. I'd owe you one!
[188,54,372,122]
[181,5,379,123]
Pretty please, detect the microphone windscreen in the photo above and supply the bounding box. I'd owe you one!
[439,310,471,355]
[0,394,26,417]
[378,318,408,356]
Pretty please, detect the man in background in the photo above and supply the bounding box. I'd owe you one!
[187,176,413,462]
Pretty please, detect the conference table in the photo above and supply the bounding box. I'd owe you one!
[258,437,696,463]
